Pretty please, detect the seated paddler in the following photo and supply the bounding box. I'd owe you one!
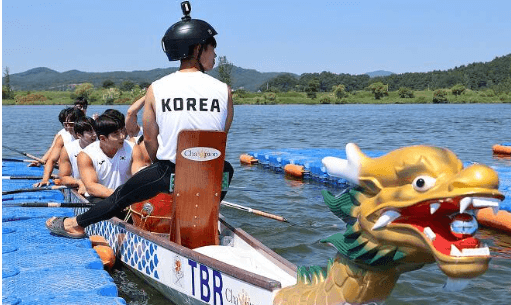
[45,0,234,239]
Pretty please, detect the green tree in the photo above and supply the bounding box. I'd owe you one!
[120,80,135,91]
[305,79,320,99]
[433,89,449,103]
[333,84,349,99]
[217,56,233,87]
[102,88,121,105]
[367,82,388,100]
[74,83,94,101]
[451,84,466,96]
[2,67,14,99]
[398,87,414,98]
[102,79,116,88]
[139,82,151,89]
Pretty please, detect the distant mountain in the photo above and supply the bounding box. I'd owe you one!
[365,70,395,78]
[8,66,288,92]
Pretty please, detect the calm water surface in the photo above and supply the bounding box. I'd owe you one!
[3,104,511,304]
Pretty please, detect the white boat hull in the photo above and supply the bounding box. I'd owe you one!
[64,189,297,305]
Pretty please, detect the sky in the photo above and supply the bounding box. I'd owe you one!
[2,0,511,76]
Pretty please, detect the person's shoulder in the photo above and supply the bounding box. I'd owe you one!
[83,141,99,154]
[200,73,228,89]
[153,71,179,85]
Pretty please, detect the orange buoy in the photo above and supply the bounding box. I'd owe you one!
[90,235,115,269]
[93,245,116,270]
[477,208,511,233]
[284,164,304,178]
[89,235,109,247]
[492,144,511,155]
[240,154,258,165]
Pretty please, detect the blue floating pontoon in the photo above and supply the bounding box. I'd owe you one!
[2,159,126,304]
[242,148,511,213]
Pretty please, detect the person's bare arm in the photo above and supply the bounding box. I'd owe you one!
[126,96,146,138]
[58,147,86,195]
[143,86,159,162]
[29,133,59,167]
[33,135,64,187]
[77,152,114,198]
[131,143,151,174]
[224,86,234,133]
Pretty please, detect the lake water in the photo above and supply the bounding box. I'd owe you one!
[3,104,511,304]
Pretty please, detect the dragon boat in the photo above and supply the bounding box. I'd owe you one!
[56,130,505,305]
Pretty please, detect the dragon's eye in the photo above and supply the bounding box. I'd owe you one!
[412,176,436,192]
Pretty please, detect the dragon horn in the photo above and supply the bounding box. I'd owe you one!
[322,143,367,185]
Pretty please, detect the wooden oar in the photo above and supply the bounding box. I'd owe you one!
[221,200,288,222]
[2,202,94,208]
[2,185,73,195]
[2,145,45,164]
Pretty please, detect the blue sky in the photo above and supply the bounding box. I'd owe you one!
[2,0,511,76]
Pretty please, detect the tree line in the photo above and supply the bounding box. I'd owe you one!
[258,54,511,96]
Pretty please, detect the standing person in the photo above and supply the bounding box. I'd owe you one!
[58,116,97,195]
[34,107,85,187]
[77,113,134,201]
[46,1,234,239]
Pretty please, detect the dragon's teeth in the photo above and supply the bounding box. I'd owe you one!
[450,244,490,257]
[372,210,401,231]
[424,227,436,241]
[460,197,472,214]
[430,203,441,214]
[471,197,500,215]
[493,206,499,215]
[450,245,463,256]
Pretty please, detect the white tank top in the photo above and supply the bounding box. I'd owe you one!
[58,128,75,144]
[153,71,229,162]
[82,140,134,190]
[64,139,84,179]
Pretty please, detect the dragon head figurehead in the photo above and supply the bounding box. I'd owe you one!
[322,143,504,282]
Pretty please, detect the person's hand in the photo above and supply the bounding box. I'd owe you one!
[27,160,43,167]
[33,180,50,187]
[77,181,87,195]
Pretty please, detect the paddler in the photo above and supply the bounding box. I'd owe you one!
[46,1,234,239]
[29,106,81,167]
[77,111,134,203]
[57,116,97,196]
[34,107,85,186]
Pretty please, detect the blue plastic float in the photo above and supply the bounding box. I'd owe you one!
[2,159,126,304]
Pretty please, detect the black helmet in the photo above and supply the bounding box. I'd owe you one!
[162,1,217,62]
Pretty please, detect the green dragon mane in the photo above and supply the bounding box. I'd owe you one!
[320,188,407,268]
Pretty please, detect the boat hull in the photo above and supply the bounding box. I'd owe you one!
[64,189,297,305]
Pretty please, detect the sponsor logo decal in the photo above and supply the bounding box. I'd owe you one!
[182,147,221,162]
[173,256,184,287]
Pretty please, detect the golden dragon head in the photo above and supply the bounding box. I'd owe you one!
[322,143,504,282]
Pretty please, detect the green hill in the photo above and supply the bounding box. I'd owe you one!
[8,66,291,92]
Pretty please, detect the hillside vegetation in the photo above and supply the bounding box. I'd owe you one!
[3,54,510,105]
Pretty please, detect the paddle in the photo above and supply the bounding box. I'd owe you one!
[2,202,94,208]
[2,185,73,195]
[221,200,289,222]
[2,175,58,180]
[223,186,261,192]
[2,145,45,164]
